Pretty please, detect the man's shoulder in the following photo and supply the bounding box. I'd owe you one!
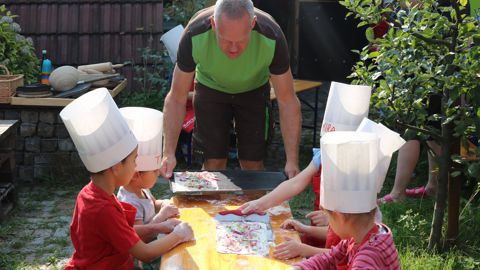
[186,6,214,37]
[253,7,284,40]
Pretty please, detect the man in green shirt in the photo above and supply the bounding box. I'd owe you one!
[471,0,480,20]
[161,0,301,178]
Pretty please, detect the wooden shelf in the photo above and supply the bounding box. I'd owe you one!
[10,79,127,107]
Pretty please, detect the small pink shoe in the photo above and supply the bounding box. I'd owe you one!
[378,194,396,204]
[405,186,428,198]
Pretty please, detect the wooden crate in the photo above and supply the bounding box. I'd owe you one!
[0,120,19,222]
[0,65,24,104]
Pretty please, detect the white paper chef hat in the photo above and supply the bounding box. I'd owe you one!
[356,118,406,192]
[320,131,380,213]
[160,25,184,63]
[120,107,163,171]
[321,82,372,136]
[59,88,138,173]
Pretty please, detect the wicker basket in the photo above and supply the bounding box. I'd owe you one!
[0,65,24,104]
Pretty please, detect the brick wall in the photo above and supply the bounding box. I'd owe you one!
[0,106,88,182]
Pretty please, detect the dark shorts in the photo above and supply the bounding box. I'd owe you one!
[192,82,273,161]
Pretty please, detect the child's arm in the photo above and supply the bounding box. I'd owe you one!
[130,222,194,262]
[281,219,328,241]
[240,161,318,213]
[153,199,171,213]
[133,219,181,242]
[306,210,329,226]
[151,204,179,223]
[294,242,343,270]
[273,236,329,259]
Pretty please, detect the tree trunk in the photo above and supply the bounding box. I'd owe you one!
[446,120,462,245]
[428,114,454,251]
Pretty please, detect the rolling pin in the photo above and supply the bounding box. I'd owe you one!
[77,62,129,73]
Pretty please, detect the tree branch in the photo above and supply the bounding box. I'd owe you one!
[411,32,452,47]
[395,120,443,141]
[383,12,452,47]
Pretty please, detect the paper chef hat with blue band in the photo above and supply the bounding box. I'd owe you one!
[120,107,163,171]
[320,131,380,213]
[60,88,138,173]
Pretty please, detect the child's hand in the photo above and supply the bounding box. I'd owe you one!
[273,236,304,260]
[238,199,263,214]
[157,204,179,221]
[159,218,182,233]
[172,222,194,243]
[306,210,328,226]
[281,219,308,234]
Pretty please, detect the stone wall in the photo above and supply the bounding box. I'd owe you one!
[0,106,86,182]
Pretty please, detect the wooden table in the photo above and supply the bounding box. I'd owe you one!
[270,79,323,148]
[160,193,303,270]
[9,79,127,107]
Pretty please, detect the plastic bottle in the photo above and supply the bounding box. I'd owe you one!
[40,50,52,85]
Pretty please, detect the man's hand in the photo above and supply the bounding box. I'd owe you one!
[284,160,300,178]
[273,236,304,260]
[306,210,328,227]
[160,154,177,179]
[280,219,308,234]
[153,204,179,223]
[172,222,195,243]
[238,199,264,214]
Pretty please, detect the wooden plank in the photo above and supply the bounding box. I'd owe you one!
[109,78,128,98]
[0,120,18,142]
[10,79,127,107]
[160,193,302,270]
[0,183,13,201]
[270,79,322,100]
[0,153,10,168]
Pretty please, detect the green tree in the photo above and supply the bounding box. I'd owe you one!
[340,0,480,250]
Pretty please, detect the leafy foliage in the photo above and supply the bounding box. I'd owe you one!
[164,0,215,26]
[120,47,173,110]
[340,0,480,249]
[341,0,480,178]
[121,0,214,109]
[0,5,39,84]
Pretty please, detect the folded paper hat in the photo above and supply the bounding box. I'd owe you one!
[320,131,380,213]
[120,107,163,171]
[59,88,137,173]
[356,118,406,192]
[321,82,372,136]
[160,24,184,63]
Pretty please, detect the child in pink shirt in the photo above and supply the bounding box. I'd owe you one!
[289,131,401,270]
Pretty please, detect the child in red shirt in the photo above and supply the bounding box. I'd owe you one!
[61,88,194,269]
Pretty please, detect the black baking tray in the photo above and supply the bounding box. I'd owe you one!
[170,170,287,195]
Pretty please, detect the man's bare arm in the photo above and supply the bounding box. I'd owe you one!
[270,68,301,178]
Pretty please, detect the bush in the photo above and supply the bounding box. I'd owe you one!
[119,47,172,110]
[0,5,39,84]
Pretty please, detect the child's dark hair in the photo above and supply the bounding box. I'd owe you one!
[89,151,133,175]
